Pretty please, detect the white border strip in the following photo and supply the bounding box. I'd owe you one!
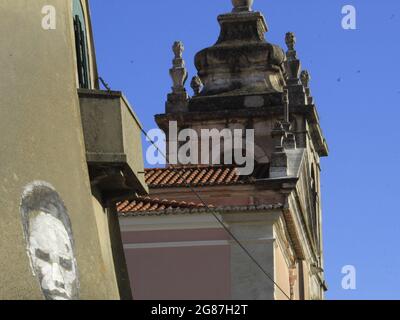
[123,238,275,250]
[124,240,230,249]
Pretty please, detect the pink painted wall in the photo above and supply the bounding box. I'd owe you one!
[123,229,231,300]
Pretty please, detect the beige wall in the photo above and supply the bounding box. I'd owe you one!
[0,0,119,299]
[91,192,120,298]
[274,240,291,300]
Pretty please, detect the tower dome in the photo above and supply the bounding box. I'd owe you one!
[193,1,286,100]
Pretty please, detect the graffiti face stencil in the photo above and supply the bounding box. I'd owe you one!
[20,182,79,300]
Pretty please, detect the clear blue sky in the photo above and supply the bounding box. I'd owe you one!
[89,0,400,300]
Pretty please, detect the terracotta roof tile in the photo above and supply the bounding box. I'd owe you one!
[117,196,208,214]
[117,164,271,215]
[144,164,269,188]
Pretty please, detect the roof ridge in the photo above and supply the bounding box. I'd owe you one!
[145,164,239,172]
[119,203,284,217]
[116,195,209,213]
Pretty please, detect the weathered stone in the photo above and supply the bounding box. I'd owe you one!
[285,32,296,54]
[270,151,288,178]
[166,41,189,113]
[282,88,290,126]
[189,92,282,112]
[284,133,297,149]
[194,11,285,98]
[288,84,307,106]
[271,121,286,151]
[232,0,254,12]
[244,95,264,108]
[300,70,310,88]
[284,32,301,85]
[284,32,308,107]
[170,41,188,94]
[190,76,203,96]
[301,70,314,105]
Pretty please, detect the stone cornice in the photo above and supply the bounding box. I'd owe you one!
[119,203,283,217]
[155,103,328,157]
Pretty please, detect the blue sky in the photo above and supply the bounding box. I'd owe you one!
[89,0,400,300]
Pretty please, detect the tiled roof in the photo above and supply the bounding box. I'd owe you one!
[117,196,208,214]
[118,201,283,217]
[144,164,270,188]
[117,164,273,216]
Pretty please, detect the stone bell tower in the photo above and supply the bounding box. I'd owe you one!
[151,0,329,299]
[156,0,327,167]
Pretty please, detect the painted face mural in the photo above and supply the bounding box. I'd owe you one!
[20,182,79,300]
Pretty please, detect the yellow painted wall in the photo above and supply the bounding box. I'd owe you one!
[0,0,119,299]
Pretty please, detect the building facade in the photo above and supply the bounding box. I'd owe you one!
[0,0,147,300]
[119,0,328,300]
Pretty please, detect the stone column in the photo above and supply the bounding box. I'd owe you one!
[223,211,282,300]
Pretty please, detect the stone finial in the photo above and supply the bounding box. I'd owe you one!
[285,32,298,63]
[300,70,310,88]
[191,76,203,96]
[300,70,313,105]
[166,41,189,113]
[170,41,188,94]
[232,0,254,12]
[284,32,302,89]
[173,41,184,60]
[285,32,296,51]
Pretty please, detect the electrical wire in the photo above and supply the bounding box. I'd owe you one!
[98,75,292,299]
[139,127,292,300]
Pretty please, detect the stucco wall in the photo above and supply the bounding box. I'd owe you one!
[274,240,291,300]
[123,229,231,300]
[227,216,276,300]
[120,210,285,300]
[0,0,119,299]
[91,192,120,299]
